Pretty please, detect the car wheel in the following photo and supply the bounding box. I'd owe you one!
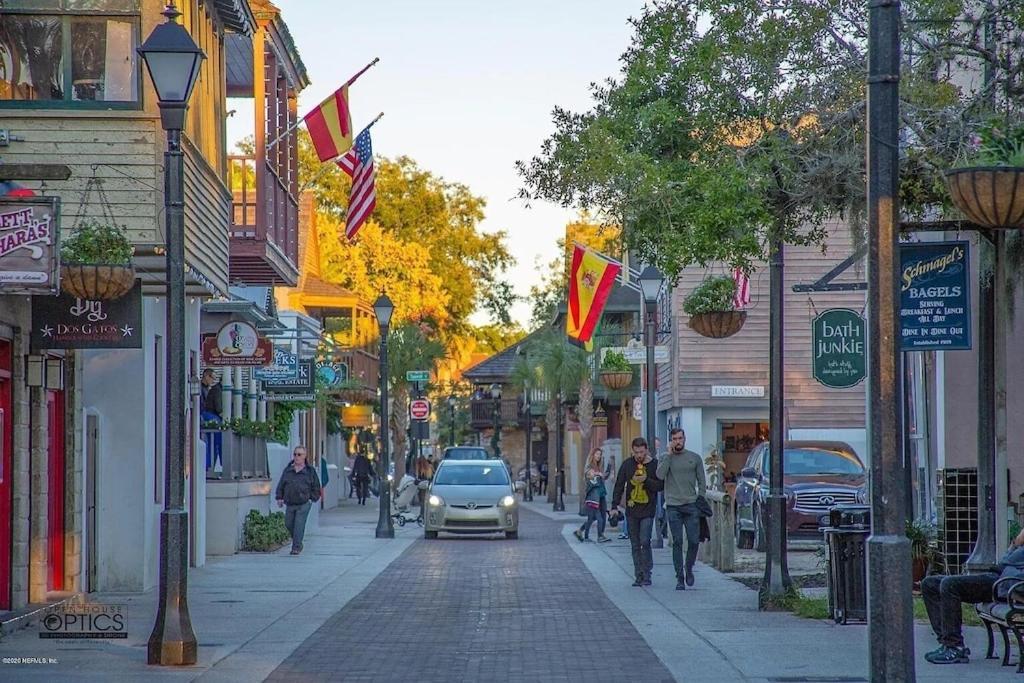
[735,507,754,550]
[753,505,767,552]
[397,517,406,527]
[424,530,438,539]
[505,530,518,540]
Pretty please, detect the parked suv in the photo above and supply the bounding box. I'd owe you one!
[443,446,492,460]
[734,440,866,550]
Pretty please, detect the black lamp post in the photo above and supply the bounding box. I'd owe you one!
[139,3,204,666]
[447,395,457,446]
[638,266,663,456]
[374,294,395,539]
[553,390,565,512]
[490,383,502,459]
[522,385,533,502]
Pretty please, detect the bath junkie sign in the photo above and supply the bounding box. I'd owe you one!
[812,308,866,389]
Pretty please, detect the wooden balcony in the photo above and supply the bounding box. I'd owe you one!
[470,399,523,430]
[335,348,380,393]
[228,154,299,286]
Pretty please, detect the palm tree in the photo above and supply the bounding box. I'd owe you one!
[383,322,444,478]
[534,331,587,506]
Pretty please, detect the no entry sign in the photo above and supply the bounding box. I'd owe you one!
[410,398,431,421]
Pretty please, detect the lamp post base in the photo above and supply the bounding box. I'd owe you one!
[375,527,395,539]
[867,533,915,681]
[553,472,565,512]
[757,494,792,609]
[147,510,197,665]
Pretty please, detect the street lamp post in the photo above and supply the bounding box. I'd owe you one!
[866,2,915,679]
[490,383,502,459]
[374,294,395,539]
[553,391,565,512]
[523,387,533,502]
[639,266,664,549]
[447,395,457,447]
[139,4,204,666]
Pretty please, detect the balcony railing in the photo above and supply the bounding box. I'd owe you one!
[227,154,299,285]
[336,348,380,390]
[470,399,523,429]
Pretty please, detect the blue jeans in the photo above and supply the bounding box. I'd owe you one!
[285,501,312,552]
[626,515,654,579]
[666,503,701,579]
[581,499,606,539]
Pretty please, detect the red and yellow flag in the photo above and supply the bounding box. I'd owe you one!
[567,244,622,346]
[303,86,353,162]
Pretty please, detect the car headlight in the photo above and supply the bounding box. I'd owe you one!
[428,494,444,507]
[500,495,516,507]
[387,474,394,482]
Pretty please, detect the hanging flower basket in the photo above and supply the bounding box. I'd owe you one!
[599,370,633,390]
[944,167,1024,228]
[688,310,747,338]
[60,263,136,301]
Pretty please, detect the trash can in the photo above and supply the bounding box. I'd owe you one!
[822,504,870,625]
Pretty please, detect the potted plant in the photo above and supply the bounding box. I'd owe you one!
[599,350,633,390]
[60,219,135,300]
[906,519,937,585]
[944,121,1024,228]
[683,275,747,338]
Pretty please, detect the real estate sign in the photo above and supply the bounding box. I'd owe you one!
[899,241,971,351]
[254,348,299,381]
[263,360,313,393]
[812,308,866,389]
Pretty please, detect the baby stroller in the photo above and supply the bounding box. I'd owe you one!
[391,474,423,527]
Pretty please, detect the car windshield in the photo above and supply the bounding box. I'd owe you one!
[434,464,510,486]
[445,448,489,460]
[768,448,864,476]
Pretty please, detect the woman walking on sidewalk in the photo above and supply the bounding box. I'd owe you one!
[575,448,612,543]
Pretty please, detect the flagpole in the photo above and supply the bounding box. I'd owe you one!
[298,112,385,192]
[267,58,381,151]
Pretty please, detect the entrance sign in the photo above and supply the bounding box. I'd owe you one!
[262,360,313,393]
[30,280,142,351]
[410,398,430,420]
[812,309,866,388]
[899,241,971,350]
[202,321,273,366]
[711,385,765,398]
[254,348,299,381]
[0,197,60,294]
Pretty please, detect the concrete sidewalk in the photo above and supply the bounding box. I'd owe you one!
[563,523,1017,682]
[0,500,416,682]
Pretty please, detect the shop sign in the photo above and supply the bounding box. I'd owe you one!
[262,360,313,393]
[254,348,298,381]
[711,385,765,398]
[201,321,272,367]
[899,241,971,351]
[316,359,348,387]
[30,280,142,351]
[0,197,60,294]
[266,393,315,402]
[601,345,669,365]
[812,309,866,389]
[342,404,374,427]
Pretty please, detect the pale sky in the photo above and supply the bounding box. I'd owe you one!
[227,0,645,327]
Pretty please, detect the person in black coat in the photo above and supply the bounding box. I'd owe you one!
[351,451,375,505]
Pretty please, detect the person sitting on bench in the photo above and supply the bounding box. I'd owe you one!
[922,527,1024,665]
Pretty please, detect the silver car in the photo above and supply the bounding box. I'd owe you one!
[423,459,522,539]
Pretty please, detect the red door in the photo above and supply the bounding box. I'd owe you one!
[47,387,65,592]
[0,340,12,609]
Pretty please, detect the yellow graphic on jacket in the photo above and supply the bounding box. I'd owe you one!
[628,464,649,507]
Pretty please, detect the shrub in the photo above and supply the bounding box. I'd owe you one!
[61,219,133,265]
[241,509,289,551]
[600,350,632,373]
[682,276,737,316]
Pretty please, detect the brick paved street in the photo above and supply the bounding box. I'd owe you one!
[266,508,676,683]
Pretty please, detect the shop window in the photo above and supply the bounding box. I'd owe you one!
[0,1,139,105]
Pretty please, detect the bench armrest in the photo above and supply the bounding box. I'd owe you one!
[992,577,1024,605]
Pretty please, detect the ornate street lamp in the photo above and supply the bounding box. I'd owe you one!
[639,266,665,548]
[490,383,502,459]
[139,3,204,666]
[447,394,457,446]
[373,294,395,539]
[522,384,533,501]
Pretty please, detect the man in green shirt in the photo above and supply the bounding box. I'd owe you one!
[656,428,706,590]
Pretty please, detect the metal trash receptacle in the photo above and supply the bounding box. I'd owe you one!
[822,504,870,624]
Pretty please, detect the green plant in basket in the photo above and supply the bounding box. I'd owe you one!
[600,350,632,373]
[957,120,1024,168]
[682,275,737,316]
[61,219,133,265]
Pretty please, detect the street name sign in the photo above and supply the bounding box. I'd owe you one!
[899,241,971,351]
[812,309,866,388]
[410,398,431,420]
[406,370,430,383]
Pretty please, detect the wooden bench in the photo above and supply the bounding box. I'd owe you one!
[977,577,1024,672]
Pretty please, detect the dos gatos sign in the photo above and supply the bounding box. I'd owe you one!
[0,197,60,294]
[899,241,971,351]
[812,309,866,389]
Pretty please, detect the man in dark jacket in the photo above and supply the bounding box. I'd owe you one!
[200,369,224,472]
[922,527,1024,664]
[611,437,663,586]
[275,446,321,555]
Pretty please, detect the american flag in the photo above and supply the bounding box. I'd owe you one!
[337,127,376,240]
[733,268,750,309]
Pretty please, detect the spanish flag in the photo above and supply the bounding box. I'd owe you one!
[567,244,622,346]
[303,86,353,162]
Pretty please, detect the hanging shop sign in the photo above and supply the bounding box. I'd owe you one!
[899,241,971,351]
[316,359,349,387]
[342,404,374,427]
[600,345,670,365]
[0,197,60,294]
[262,360,313,393]
[201,321,273,366]
[254,348,299,381]
[812,308,866,389]
[30,280,142,351]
